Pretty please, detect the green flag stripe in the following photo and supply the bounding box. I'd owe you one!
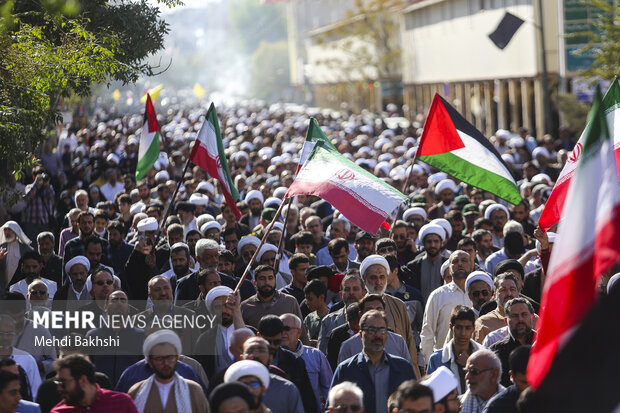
[135,131,160,180]
[419,152,522,205]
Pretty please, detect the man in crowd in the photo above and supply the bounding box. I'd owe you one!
[466,272,494,316]
[459,349,504,413]
[331,310,416,413]
[281,253,309,304]
[128,329,208,412]
[420,366,461,413]
[483,345,530,413]
[474,273,519,344]
[327,382,365,413]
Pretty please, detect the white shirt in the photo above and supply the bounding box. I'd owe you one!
[11,348,41,397]
[154,379,174,408]
[420,281,472,364]
[100,182,125,202]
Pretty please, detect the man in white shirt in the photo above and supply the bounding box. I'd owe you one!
[0,315,41,398]
[99,169,125,202]
[421,250,473,366]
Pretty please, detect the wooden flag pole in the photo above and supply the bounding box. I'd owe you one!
[234,197,288,293]
[273,197,293,273]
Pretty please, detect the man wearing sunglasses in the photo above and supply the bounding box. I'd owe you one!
[224,360,271,413]
[80,267,116,323]
[465,272,494,316]
[459,349,504,413]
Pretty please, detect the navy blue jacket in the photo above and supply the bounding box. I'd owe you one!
[331,352,416,413]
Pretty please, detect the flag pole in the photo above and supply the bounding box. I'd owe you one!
[153,156,193,246]
[388,153,419,237]
[273,197,293,273]
[235,198,288,293]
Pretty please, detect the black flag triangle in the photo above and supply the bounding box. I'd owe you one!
[488,11,525,50]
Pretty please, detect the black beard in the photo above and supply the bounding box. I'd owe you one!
[257,285,275,298]
[173,265,189,277]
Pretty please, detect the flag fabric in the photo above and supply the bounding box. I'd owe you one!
[297,118,338,175]
[416,94,522,205]
[538,78,620,231]
[190,103,242,219]
[140,84,163,103]
[286,140,407,234]
[527,87,620,389]
[488,11,525,50]
[136,94,161,180]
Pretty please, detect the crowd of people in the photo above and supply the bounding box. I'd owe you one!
[0,99,604,413]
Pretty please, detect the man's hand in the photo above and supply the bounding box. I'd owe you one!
[0,248,7,261]
[456,350,470,367]
[226,290,241,312]
[534,226,549,250]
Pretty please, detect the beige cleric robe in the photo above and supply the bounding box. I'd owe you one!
[382,293,421,379]
[128,377,210,413]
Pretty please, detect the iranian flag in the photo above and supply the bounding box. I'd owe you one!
[190,103,242,219]
[286,140,407,234]
[416,94,522,205]
[538,78,620,231]
[136,94,161,180]
[297,118,338,175]
[528,86,620,389]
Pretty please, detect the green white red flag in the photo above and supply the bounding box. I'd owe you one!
[190,103,242,219]
[297,118,338,175]
[416,94,522,205]
[538,78,620,231]
[136,94,161,180]
[287,140,407,234]
[528,86,620,388]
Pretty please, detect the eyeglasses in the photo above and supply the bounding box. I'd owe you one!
[362,327,387,335]
[241,380,262,389]
[377,246,395,254]
[333,405,362,412]
[54,378,74,388]
[29,290,47,296]
[465,367,493,376]
[150,355,177,363]
[471,290,490,298]
[282,326,298,332]
[95,280,114,286]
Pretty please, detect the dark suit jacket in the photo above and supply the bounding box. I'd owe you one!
[136,305,200,356]
[275,347,318,413]
[174,271,255,303]
[401,252,449,292]
[51,284,91,311]
[327,323,355,371]
[332,352,416,413]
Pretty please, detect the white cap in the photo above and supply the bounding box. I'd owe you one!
[137,217,158,232]
[420,366,458,402]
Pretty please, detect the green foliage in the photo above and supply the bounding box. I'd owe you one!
[575,0,620,80]
[314,0,404,82]
[0,0,172,189]
[250,40,290,100]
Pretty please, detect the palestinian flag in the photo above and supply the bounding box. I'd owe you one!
[528,86,620,389]
[287,140,407,234]
[190,103,242,219]
[297,118,338,175]
[136,94,160,180]
[416,94,522,205]
[538,78,620,231]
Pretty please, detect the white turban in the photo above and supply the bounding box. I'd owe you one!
[420,366,458,402]
[465,271,494,292]
[434,179,457,195]
[137,217,158,232]
[440,260,450,276]
[224,360,270,389]
[106,153,120,165]
[427,172,448,186]
[532,146,551,160]
[273,187,288,199]
[190,193,210,206]
[403,207,427,222]
[360,254,390,278]
[155,170,170,181]
[531,173,551,184]
[264,197,282,209]
[205,286,233,313]
[237,235,261,255]
[484,204,510,220]
[245,190,264,204]
[256,244,278,262]
[266,221,284,233]
[197,181,215,194]
[130,202,144,215]
[418,223,446,243]
[0,221,31,245]
[201,221,222,234]
[143,329,182,358]
[431,218,452,239]
[65,256,90,275]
